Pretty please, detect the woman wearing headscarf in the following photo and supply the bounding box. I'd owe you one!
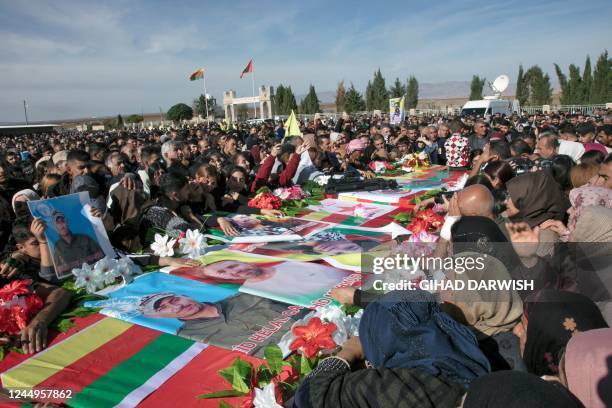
[505,171,570,256]
[562,328,612,408]
[567,185,612,232]
[11,189,40,219]
[440,250,524,371]
[463,371,583,408]
[294,290,490,408]
[451,216,559,299]
[512,289,608,377]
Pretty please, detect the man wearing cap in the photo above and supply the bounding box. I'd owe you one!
[141,292,305,355]
[52,150,69,175]
[52,210,104,275]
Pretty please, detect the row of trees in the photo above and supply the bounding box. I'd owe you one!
[554,50,611,105]
[515,65,554,106]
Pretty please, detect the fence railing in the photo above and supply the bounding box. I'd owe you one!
[520,104,609,114]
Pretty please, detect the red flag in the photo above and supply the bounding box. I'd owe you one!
[240,59,253,78]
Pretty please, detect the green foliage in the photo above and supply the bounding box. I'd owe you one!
[516,65,528,107]
[275,84,298,115]
[341,303,363,316]
[194,94,216,118]
[335,80,346,112]
[116,114,124,128]
[365,69,389,111]
[389,77,406,98]
[406,75,419,109]
[264,345,285,375]
[582,56,593,103]
[469,75,486,100]
[524,66,552,105]
[393,212,413,225]
[590,50,611,104]
[344,83,366,113]
[166,103,194,121]
[300,85,320,114]
[554,63,570,104]
[126,114,144,123]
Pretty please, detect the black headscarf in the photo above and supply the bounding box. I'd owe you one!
[506,171,569,227]
[464,371,583,408]
[451,216,520,268]
[523,289,608,376]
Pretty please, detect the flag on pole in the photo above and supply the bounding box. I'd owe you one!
[240,59,253,78]
[283,110,302,139]
[189,68,204,81]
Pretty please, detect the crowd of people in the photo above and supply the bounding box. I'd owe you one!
[1,108,611,407]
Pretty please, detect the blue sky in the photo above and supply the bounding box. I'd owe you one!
[0,0,610,122]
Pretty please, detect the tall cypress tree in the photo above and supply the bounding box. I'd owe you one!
[389,77,406,98]
[526,66,552,105]
[344,83,366,113]
[369,69,389,111]
[275,84,286,114]
[469,75,486,100]
[365,80,374,111]
[554,64,570,105]
[591,50,611,104]
[284,86,298,114]
[335,81,346,112]
[406,76,419,109]
[300,84,320,114]
[516,65,529,106]
[582,56,592,103]
[567,64,583,104]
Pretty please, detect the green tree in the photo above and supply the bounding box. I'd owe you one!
[284,86,298,114]
[166,103,193,121]
[300,84,320,114]
[389,77,406,98]
[516,65,529,107]
[469,75,486,100]
[590,50,611,104]
[367,69,388,111]
[554,63,570,104]
[335,81,346,112]
[365,80,374,111]
[406,75,419,109]
[126,114,143,123]
[116,114,124,128]
[344,83,366,113]
[582,56,592,103]
[275,84,286,114]
[525,66,552,105]
[194,94,216,118]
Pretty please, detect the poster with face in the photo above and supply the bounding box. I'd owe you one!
[28,192,115,279]
[166,250,357,308]
[204,214,329,243]
[85,272,306,356]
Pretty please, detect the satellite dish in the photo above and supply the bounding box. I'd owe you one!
[490,74,509,95]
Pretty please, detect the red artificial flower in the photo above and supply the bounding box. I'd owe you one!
[419,209,444,231]
[248,192,282,210]
[24,294,44,315]
[407,218,427,234]
[0,279,32,301]
[279,364,299,383]
[289,317,337,358]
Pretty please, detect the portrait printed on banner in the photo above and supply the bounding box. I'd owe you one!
[28,192,115,278]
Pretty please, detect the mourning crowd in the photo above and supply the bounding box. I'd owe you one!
[1,108,611,407]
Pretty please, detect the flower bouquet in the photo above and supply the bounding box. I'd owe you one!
[273,186,310,200]
[248,189,283,210]
[368,160,394,174]
[406,208,444,234]
[0,279,44,359]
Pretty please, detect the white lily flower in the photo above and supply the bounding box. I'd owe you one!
[72,263,103,293]
[150,234,176,257]
[253,383,282,408]
[93,257,121,285]
[178,229,207,259]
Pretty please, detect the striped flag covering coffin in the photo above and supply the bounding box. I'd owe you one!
[1,316,206,407]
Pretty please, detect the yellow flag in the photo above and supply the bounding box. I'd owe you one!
[283,110,302,140]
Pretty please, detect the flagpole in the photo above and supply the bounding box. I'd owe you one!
[251,64,257,119]
[203,74,210,126]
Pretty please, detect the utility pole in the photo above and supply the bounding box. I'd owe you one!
[23,100,29,125]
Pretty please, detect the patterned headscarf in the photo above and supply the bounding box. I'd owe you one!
[568,185,612,231]
[346,139,366,155]
[522,289,608,376]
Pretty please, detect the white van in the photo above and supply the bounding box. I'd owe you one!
[461,97,512,117]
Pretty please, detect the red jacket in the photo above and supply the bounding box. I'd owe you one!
[250,153,301,193]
